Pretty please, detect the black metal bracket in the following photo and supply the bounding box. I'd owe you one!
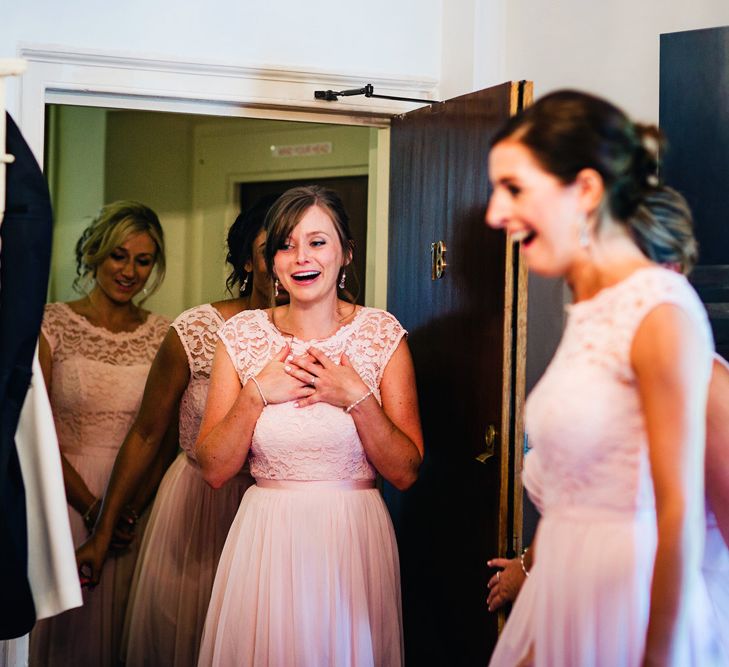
[314,83,440,105]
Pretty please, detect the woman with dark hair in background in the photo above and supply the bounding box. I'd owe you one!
[30,201,170,666]
[196,185,423,666]
[75,194,279,666]
[485,91,721,665]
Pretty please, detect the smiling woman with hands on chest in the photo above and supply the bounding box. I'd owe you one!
[195,185,423,667]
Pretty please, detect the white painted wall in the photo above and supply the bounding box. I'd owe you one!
[503,0,729,122]
[440,0,506,100]
[2,0,441,113]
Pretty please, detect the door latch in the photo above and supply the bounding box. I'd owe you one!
[431,241,447,280]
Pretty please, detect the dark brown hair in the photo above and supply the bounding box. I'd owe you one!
[493,90,696,270]
[226,193,280,295]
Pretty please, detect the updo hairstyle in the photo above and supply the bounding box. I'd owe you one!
[226,193,281,295]
[74,200,166,300]
[492,90,696,272]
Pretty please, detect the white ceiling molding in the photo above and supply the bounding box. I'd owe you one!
[17,45,439,164]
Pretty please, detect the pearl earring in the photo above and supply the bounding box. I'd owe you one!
[274,279,279,298]
[240,272,249,295]
[339,269,346,290]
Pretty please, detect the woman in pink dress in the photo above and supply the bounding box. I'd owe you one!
[485,182,729,663]
[196,185,424,667]
[30,201,170,666]
[485,91,721,666]
[75,195,278,666]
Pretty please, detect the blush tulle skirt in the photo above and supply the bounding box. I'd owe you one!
[122,453,253,667]
[197,479,403,667]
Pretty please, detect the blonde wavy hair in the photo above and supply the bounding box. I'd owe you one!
[74,200,166,302]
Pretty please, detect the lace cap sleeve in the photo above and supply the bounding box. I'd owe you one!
[347,308,407,391]
[218,310,280,384]
[171,304,224,379]
[615,268,713,373]
[40,302,66,354]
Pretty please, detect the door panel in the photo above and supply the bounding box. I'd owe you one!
[385,82,529,665]
[660,26,729,360]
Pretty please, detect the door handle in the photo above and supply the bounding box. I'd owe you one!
[431,240,447,280]
[475,424,497,463]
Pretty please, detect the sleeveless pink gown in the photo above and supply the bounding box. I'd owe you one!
[490,268,724,666]
[197,307,406,667]
[30,302,169,666]
[122,304,254,666]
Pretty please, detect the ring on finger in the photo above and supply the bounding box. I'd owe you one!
[496,571,501,583]
[310,376,316,386]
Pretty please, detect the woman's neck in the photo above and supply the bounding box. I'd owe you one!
[249,284,270,310]
[83,288,145,331]
[274,294,356,341]
[566,224,653,302]
[213,286,270,320]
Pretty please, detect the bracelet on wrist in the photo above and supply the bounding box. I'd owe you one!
[519,548,530,578]
[344,389,373,414]
[250,375,268,407]
[82,498,100,528]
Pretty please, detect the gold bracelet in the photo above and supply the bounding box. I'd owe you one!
[344,389,373,414]
[520,548,530,578]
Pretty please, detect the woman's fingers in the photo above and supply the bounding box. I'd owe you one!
[285,362,318,386]
[307,346,333,368]
[275,344,291,362]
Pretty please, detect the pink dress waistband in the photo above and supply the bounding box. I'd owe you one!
[256,479,375,491]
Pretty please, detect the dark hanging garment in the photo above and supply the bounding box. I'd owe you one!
[0,112,53,639]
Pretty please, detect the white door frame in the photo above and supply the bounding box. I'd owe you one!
[16,45,438,308]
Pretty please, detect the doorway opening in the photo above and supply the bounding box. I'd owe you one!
[44,106,380,318]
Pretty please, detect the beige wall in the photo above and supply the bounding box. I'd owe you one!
[105,111,194,319]
[46,109,372,320]
[46,106,107,303]
[190,118,371,306]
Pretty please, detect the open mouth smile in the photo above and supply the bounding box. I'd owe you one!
[510,229,537,246]
[115,279,136,290]
[291,271,321,283]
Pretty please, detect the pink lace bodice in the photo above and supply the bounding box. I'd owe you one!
[41,302,170,458]
[172,304,225,458]
[218,307,407,481]
[523,267,713,516]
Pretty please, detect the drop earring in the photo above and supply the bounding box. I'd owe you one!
[579,214,591,249]
[339,269,346,290]
[240,272,249,295]
[274,278,279,298]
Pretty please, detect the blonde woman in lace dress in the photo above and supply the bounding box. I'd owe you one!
[75,195,278,666]
[30,202,170,666]
[196,186,424,667]
[485,91,722,666]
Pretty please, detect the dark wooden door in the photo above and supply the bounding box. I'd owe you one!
[240,175,368,304]
[384,82,529,666]
[660,26,729,360]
